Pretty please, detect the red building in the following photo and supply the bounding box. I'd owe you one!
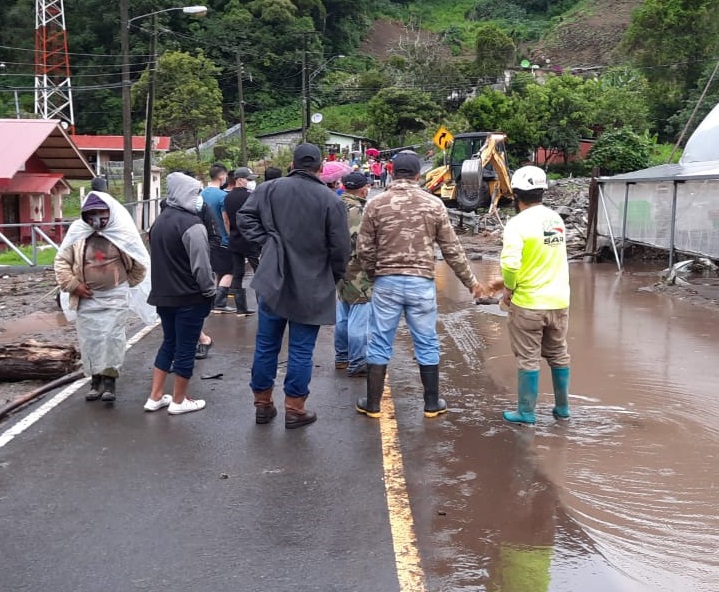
[535,139,596,166]
[71,134,171,176]
[0,119,94,246]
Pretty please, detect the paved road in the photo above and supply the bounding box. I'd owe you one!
[0,263,659,592]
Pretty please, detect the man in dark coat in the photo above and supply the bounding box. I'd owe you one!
[239,143,351,429]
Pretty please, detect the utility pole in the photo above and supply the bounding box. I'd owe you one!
[142,14,158,205]
[120,0,133,202]
[301,36,308,143]
[236,50,247,166]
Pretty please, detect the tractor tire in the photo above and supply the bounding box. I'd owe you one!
[456,182,491,211]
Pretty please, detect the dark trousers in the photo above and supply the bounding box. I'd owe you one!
[154,303,211,378]
[230,249,259,290]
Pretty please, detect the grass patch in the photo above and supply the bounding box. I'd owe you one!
[64,185,82,219]
[0,244,57,267]
[649,142,682,166]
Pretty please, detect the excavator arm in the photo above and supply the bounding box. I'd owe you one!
[457,133,513,213]
[422,164,451,195]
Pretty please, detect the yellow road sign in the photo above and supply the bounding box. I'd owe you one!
[433,126,454,150]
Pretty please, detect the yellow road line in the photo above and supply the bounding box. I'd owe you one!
[379,374,427,592]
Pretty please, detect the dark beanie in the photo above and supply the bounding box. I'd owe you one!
[82,192,108,212]
[91,177,108,192]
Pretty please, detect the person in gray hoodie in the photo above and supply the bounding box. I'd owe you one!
[145,172,216,415]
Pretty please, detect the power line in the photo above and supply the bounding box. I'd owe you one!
[0,43,153,59]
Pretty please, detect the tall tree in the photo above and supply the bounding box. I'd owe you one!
[623,0,719,135]
[474,23,516,84]
[133,50,225,154]
[367,86,443,146]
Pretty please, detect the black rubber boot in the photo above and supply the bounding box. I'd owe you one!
[356,364,387,418]
[235,288,256,315]
[420,364,447,418]
[86,374,102,401]
[100,376,116,402]
[213,286,234,313]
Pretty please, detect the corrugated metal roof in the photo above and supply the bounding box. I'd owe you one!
[0,119,95,180]
[71,134,171,151]
[2,172,69,194]
[599,160,719,184]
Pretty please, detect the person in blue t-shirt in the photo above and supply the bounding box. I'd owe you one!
[201,163,235,312]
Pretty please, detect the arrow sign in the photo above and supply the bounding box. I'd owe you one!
[433,126,454,150]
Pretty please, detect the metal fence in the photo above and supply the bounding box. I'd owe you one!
[0,222,61,266]
[0,197,163,266]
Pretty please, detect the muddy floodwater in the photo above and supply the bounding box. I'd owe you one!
[1,258,716,591]
[427,258,718,591]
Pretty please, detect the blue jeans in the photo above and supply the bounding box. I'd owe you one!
[155,302,211,379]
[367,275,439,366]
[334,300,370,373]
[250,300,320,398]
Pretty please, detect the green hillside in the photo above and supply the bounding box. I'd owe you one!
[1,0,717,168]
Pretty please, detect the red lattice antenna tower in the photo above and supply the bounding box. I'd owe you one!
[35,0,75,132]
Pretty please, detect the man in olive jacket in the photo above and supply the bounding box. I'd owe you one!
[238,143,351,429]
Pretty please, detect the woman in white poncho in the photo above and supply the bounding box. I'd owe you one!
[54,191,155,403]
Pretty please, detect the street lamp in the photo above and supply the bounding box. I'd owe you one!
[302,54,344,142]
[122,5,207,207]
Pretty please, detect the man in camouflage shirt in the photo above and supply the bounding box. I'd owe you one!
[356,152,486,419]
[334,171,373,377]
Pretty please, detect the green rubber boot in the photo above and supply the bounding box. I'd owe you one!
[551,366,571,420]
[503,369,539,424]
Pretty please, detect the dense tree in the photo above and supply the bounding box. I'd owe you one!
[459,88,513,132]
[459,70,651,165]
[666,59,719,142]
[0,0,369,134]
[532,74,594,163]
[623,0,719,136]
[474,23,516,83]
[133,51,225,153]
[366,86,442,146]
[592,67,651,133]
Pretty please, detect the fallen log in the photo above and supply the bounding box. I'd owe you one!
[0,339,80,382]
[0,369,84,420]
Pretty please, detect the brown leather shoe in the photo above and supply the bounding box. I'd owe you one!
[284,395,317,429]
[335,361,349,370]
[253,388,277,424]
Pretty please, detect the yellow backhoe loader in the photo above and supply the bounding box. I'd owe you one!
[423,132,513,213]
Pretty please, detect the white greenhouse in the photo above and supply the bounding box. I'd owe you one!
[597,103,719,267]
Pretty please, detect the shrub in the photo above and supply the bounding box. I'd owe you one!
[586,128,652,176]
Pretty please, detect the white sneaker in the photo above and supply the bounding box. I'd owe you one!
[143,394,172,412]
[167,398,206,415]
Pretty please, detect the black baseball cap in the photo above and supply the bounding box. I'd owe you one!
[234,166,258,180]
[342,171,370,190]
[293,143,322,168]
[393,152,421,176]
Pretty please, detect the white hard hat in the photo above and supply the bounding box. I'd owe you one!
[511,166,548,191]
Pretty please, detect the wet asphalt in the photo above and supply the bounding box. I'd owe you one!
[1,259,717,591]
